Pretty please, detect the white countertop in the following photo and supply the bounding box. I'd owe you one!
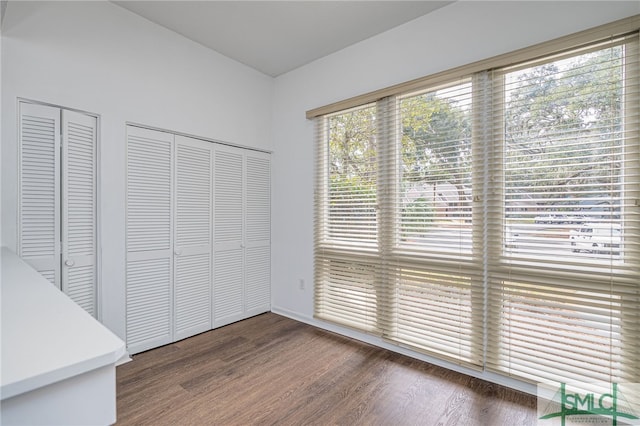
[1,247,126,400]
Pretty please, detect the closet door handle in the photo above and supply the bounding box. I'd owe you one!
[64,260,75,267]
[174,249,182,256]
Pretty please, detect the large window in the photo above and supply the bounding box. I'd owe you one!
[313,22,639,386]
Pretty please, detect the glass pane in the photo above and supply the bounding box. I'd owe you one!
[327,105,378,245]
[504,46,624,264]
[399,82,473,254]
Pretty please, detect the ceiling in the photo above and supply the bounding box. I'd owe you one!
[113,1,453,77]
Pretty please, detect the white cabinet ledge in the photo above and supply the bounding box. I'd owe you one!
[1,247,126,425]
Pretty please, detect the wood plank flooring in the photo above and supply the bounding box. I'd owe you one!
[116,313,536,425]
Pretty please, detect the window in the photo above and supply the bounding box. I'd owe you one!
[391,81,482,366]
[315,104,380,333]
[486,38,640,384]
[313,20,639,386]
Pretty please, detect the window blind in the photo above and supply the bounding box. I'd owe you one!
[386,82,484,367]
[314,104,381,333]
[313,18,640,386]
[485,34,640,385]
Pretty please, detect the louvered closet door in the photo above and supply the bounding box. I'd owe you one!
[245,152,271,315]
[62,111,97,317]
[174,136,212,340]
[18,103,61,286]
[213,145,245,327]
[126,126,174,354]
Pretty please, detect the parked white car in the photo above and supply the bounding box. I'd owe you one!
[570,223,621,255]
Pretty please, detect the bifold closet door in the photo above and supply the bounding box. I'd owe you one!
[126,126,174,354]
[213,145,245,327]
[213,146,271,327]
[245,152,271,315]
[126,128,214,352]
[173,135,213,340]
[61,110,98,317]
[125,125,268,351]
[18,103,61,286]
[19,103,98,318]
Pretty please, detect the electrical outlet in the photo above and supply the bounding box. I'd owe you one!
[299,278,305,290]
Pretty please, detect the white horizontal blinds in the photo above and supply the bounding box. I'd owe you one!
[386,261,484,367]
[326,105,378,247]
[18,103,61,287]
[486,35,640,384]
[315,254,381,332]
[501,40,630,265]
[384,82,483,367]
[245,153,271,314]
[314,104,381,333]
[315,87,484,364]
[61,110,97,317]
[213,145,245,327]
[314,21,640,383]
[623,34,640,385]
[173,136,212,340]
[126,126,173,353]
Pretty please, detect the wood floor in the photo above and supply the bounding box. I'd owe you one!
[116,313,536,425]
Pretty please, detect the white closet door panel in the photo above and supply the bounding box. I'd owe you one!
[245,154,271,245]
[213,247,244,327]
[18,103,61,287]
[126,126,173,354]
[126,127,173,254]
[66,265,96,316]
[126,257,172,353]
[174,136,212,339]
[175,136,212,249]
[245,152,271,315]
[62,110,97,316]
[245,245,270,314]
[214,147,243,247]
[213,145,245,327]
[175,253,211,338]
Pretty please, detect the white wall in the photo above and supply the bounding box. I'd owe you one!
[271,1,639,391]
[1,1,273,340]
